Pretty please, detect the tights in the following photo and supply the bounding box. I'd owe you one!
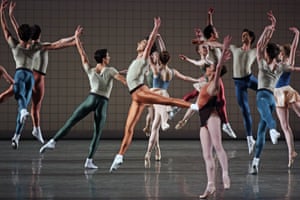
[53,93,108,159]
[31,72,45,128]
[118,85,191,155]
[200,113,229,190]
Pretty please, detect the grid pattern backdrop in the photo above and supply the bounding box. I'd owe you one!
[0,0,300,139]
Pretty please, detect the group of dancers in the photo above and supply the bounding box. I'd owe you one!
[1,0,300,198]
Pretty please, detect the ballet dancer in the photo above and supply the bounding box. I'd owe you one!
[1,1,78,147]
[249,11,284,175]
[144,50,200,168]
[274,27,300,168]
[40,26,127,169]
[197,35,232,198]
[109,17,198,172]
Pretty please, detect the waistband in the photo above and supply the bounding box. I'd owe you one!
[257,88,273,95]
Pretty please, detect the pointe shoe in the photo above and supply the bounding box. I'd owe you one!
[155,149,161,161]
[144,152,151,168]
[288,152,298,168]
[199,187,216,199]
[143,126,151,137]
[175,119,187,130]
[223,175,231,189]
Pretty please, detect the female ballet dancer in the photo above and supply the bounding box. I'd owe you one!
[197,35,232,198]
[144,50,200,168]
[274,27,300,168]
[109,17,198,172]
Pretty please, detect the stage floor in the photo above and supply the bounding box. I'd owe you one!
[0,139,299,199]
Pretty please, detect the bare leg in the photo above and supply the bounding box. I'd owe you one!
[291,101,300,117]
[31,73,45,128]
[132,86,191,108]
[276,107,297,168]
[118,100,145,155]
[0,85,14,103]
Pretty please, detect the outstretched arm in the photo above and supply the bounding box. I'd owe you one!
[142,17,161,60]
[173,69,199,83]
[114,73,127,86]
[0,0,12,42]
[288,27,299,66]
[42,35,76,50]
[256,11,276,61]
[74,25,88,66]
[179,54,206,66]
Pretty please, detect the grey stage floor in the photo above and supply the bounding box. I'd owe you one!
[0,139,299,199]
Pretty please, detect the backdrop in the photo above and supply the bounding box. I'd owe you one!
[0,0,300,140]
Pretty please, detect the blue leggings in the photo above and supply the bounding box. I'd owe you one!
[53,93,108,158]
[255,89,276,158]
[14,69,34,135]
[234,74,257,137]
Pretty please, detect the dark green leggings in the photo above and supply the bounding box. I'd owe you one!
[53,93,108,158]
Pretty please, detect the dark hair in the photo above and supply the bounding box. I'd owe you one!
[220,65,227,77]
[30,24,41,40]
[281,44,291,57]
[17,24,31,42]
[243,28,255,45]
[94,49,108,63]
[145,35,158,55]
[266,43,280,60]
[159,51,170,65]
[203,24,214,40]
[204,64,227,77]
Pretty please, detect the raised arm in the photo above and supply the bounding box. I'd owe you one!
[74,25,88,66]
[142,17,161,60]
[192,28,205,45]
[256,11,276,61]
[207,8,214,26]
[212,35,232,91]
[156,33,166,51]
[287,27,299,66]
[8,1,19,41]
[0,0,12,42]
